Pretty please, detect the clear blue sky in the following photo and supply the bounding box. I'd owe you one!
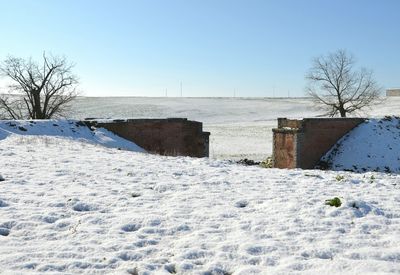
[1,0,399,97]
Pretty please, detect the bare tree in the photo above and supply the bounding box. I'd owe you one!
[0,53,78,119]
[306,49,382,117]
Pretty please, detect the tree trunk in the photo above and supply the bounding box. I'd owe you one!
[339,107,346,117]
[32,91,44,119]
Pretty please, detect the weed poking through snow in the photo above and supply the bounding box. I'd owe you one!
[335,175,345,182]
[325,197,342,207]
[69,220,81,234]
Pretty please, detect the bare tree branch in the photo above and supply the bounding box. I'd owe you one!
[0,53,79,119]
[306,49,382,117]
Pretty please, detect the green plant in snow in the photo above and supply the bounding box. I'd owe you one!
[259,157,273,168]
[370,175,375,183]
[335,175,345,181]
[325,197,342,207]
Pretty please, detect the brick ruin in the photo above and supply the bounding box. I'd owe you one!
[84,118,210,158]
[82,116,365,165]
[273,118,366,169]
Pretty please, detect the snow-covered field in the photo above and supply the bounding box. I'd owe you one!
[70,97,400,160]
[1,119,400,274]
[1,98,400,274]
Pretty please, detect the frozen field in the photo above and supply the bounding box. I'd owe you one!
[70,97,400,160]
[1,129,400,274]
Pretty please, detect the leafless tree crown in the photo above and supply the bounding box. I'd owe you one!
[306,49,382,117]
[0,53,78,119]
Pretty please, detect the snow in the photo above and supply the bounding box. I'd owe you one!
[321,116,400,173]
[1,98,400,273]
[1,133,400,274]
[0,119,145,153]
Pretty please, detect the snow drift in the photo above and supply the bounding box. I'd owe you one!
[321,116,400,173]
[0,120,145,153]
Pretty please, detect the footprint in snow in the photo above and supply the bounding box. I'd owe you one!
[0,227,10,236]
[148,219,161,226]
[0,221,15,237]
[235,200,249,208]
[164,263,177,274]
[72,202,96,212]
[247,245,277,256]
[121,223,141,232]
[134,239,158,248]
[41,215,59,224]
[176,224,190,231]
[0,199,8,207]
[347,200,384,217]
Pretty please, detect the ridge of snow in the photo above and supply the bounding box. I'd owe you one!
[0,119,145,153]
[321,116,400,173]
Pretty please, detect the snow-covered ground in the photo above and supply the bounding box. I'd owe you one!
[1,130,400,274]
[1,98,400,274]
[70,96,400,160]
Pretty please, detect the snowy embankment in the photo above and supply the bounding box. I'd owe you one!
[0,120,145,153]
[321,116,400,173]
[1,130,400,274]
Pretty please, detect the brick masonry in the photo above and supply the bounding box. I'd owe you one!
[84,118,210,158]
[273,118,366,169]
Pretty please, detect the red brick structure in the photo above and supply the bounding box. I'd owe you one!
[273,118,365,169]
[85,118,210,157]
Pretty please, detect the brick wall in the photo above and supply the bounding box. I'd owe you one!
[273,128,298,168]
[277,118,303,129]
[273,118,365,169]
[84,118,210,157]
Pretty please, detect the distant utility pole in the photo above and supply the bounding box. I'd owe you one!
[233,88,236,98]
[165,88,168,97]
[288,90,290,98]
[180,82,183,97]
[272,85,275,97]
